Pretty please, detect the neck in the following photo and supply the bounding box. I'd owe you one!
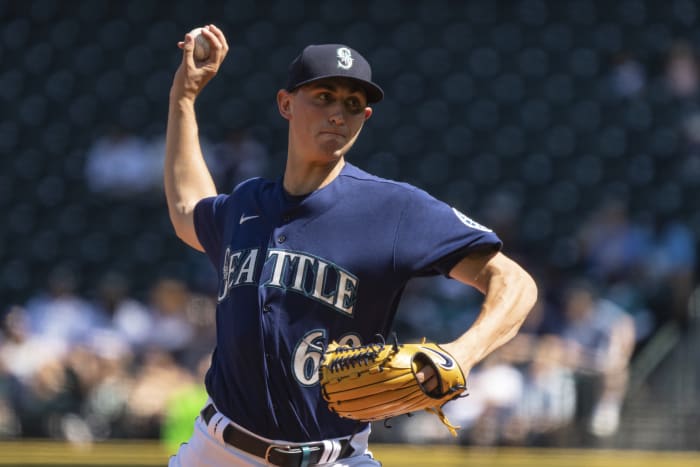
[283,157,345,196]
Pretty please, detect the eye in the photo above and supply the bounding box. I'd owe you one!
[317,92,331,103]
[345,97,364,114]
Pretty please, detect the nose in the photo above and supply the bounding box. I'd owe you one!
[328,103,345,126]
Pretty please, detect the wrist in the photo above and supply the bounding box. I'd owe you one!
[440,341,479,375]
[169,87,197,106]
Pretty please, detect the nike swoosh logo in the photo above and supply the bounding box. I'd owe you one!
[239,214,260,224]
[420,347,455,369]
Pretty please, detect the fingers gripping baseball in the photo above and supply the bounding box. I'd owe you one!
[172,24,229,100]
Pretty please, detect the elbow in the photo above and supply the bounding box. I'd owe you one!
[167,202,204,251]
[515,268,539,326]
[168,202,192,231]
[521,268,539,312]
[495,255,538,312]
[503,264,539,332]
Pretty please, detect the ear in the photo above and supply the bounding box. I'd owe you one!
[277,89,292,120]
[364,107,373,121]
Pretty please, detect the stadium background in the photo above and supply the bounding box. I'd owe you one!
[1,0,699,465]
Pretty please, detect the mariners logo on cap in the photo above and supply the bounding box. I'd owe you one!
[336,47,354,70]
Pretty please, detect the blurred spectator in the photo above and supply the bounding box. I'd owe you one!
[557,280,636,438]
[0,396,21,437]
[92,271,154,352]
[12,356,82,438]
[437,278,636,445]
[664,41,699,99]
[68,341,134,441]
[145,278,196,362]
[576,198,650,287]
[0,276,209,441]
[609,52,646,98]
[211,128,270,191]
[177,290,217,370]
[0,306,68,385]
[23,266,106,346]
[0,308,29,437]
[677,110,700,188]
[510,334,576,444]
[84,125,160,198]
[441,295,575,447]
[642,215,696,327]
[664,41,700,187]
[161,354,210,452]
[123,349,196,439]
[450,361,526,446]
[575,199,655,341]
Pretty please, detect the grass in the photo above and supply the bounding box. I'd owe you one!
[0,441,698,466]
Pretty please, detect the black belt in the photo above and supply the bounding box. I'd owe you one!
[200,404,355,467]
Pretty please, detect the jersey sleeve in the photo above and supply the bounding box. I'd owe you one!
[393,187,502,276]
[193,194,231,267]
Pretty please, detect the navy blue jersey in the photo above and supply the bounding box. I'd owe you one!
[193,162,502,442]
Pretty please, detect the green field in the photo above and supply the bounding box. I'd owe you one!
[0,441,698,467]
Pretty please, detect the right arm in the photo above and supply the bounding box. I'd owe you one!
[164,25,229,251]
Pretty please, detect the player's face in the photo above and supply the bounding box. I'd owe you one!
[279,78,373,163]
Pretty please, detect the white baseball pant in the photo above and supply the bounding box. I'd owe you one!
[168,409,381,466]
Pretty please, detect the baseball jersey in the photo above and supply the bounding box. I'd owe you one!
[193,162,502,442]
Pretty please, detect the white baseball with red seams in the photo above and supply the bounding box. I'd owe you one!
[189,27,211,61]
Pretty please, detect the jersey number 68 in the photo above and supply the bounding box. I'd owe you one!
[292,329,362,386]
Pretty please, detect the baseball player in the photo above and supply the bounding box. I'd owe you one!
[165,25,538,466]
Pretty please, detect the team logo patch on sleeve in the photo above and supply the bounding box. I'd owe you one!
[452,207,492,232]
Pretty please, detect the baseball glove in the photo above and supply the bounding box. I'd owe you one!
[319,336,467,436]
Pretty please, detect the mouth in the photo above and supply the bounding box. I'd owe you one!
[319,130,346,138]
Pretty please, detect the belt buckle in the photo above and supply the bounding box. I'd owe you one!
[264,443,319,467]
[264,444,291,465]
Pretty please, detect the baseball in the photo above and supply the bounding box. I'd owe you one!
[189,27,211,61]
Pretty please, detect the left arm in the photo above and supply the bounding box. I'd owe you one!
[441,251,538,378]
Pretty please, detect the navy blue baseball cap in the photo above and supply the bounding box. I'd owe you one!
[286,44,384,103]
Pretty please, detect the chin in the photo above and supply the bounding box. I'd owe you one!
[317,142,347,159]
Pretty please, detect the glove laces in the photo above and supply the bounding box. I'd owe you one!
[327,342,385,373]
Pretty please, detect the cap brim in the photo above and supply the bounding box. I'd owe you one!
[288,75,384,104]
